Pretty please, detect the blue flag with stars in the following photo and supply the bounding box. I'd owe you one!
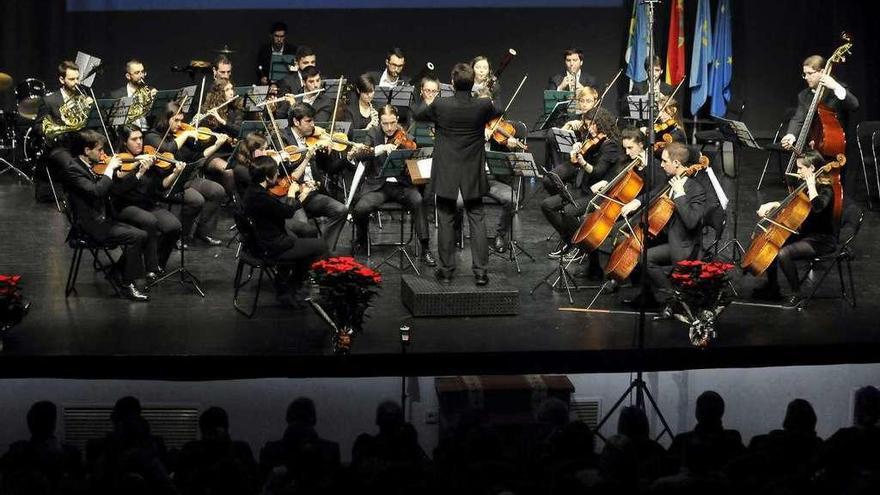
[624,0,649,84]
[689,0,714,115]
[709,0,732,117]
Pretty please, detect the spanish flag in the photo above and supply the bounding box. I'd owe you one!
[666,0,685,86]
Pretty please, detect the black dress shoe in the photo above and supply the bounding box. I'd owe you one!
[783,295,804,308]
[122,283,150,302]
[146,272,159,284]
[176,239,189,251]
[196,235,222,246]
[475,272,489,286]
[652,305,674,321]
[604,279,619,293]
[493,235,507,253]
[434,269,453,285]
[421,251,437,267]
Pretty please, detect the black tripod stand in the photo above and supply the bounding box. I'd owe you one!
[530,173,581,304]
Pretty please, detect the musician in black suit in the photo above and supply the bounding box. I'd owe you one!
[57,130,151,301]
[349,105,436,266]
[243,156,327,307]
[629,56,674,98]
[781,54,859,150]
[752,151,837,308]
[367,47,410,88]
[280,102,348,252]
[37,61,86,145]
[297,66,333,123]
[256,21,295,85]
[413,63,502,285]
[541,107,622,262]
[625,142,706,315]
[108,60,155,130]
[279,45,316,96]
[546,48,596,92]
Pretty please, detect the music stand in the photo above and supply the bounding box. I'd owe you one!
[149,160,205,296]
[411,122,435,148]
[530,174,581,304]
[714,117,763,262]
[625,95,651,123]
[269,53,295,81]
[148,89,183,123]
[96,98,126,128]
[549,127,578,154]
[322,78,346,98]
[75,52,101,88]
[373,84,415,108]
[242,86,269,112]
[373,148,432,275]
[486,151,538,272]
[535,101,573,131]
[177,85,197,113]
[438,83,455,98]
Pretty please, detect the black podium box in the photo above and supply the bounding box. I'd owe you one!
[401,274,519,317]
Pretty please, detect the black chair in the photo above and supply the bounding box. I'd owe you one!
[231,211,298,318]
[757,107,797,191]
[61,198,122,298]
[798,204,863,309]
[701,204,727,259]
[855,121,880,210]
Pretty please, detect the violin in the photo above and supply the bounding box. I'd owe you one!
[603,156,709,282]
[486,117,527,151]
[175,122,217,143]
[142,145,180,171]
[391,128,417,151]
[570,133,606,165]
[305,126,363,154]
[269,177,320,198]
[742,154,845,276]
[654,118,677,134]
[92,151,139,175]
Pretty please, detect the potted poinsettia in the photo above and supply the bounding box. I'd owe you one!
[0,274,30,351]
[668,260,735,347]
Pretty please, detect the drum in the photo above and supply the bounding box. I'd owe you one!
[15,78,46,120]
[0,111,15,150]
[22,126,44,163]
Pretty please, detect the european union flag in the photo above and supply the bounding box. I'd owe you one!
[625,0,649,84]
[689,0,714,115]
[709,0,732,117]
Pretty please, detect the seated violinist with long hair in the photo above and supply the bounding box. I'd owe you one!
[751,150,837,308]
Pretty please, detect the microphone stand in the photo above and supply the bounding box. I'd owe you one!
[594,0,672,444]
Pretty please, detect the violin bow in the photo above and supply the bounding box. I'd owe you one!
[583,68,623,132]
[329,76,345,134]
[653,77,686,124]
[486,74,528,139]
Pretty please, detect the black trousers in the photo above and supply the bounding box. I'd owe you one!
[301,192,347,252]
[180,177,225,238]
[541,191,589,243]
[79,218,148,283]
[352,182,429,244]
[766,235,836,295]
[115,205,182,270]
[437,195,488,277]
[272,238,328,293]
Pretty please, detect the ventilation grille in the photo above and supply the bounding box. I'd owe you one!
[570,396,601,428]
[62,405,200,451]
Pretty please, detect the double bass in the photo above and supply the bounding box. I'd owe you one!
[603,157,709,282]
[741,154,846,276]
[783,33,852,218]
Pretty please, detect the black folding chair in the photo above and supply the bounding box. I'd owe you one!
[855,121,880,210]
[232,211,298,317]
[60,198,123,298]
[798,205,863,309]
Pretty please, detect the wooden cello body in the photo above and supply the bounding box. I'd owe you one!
[571,157,643,250]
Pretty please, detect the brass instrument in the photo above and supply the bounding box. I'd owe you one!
[41,91,94,139]
[126,84,157,125]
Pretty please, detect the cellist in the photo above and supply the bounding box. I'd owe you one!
[623,142,705,316]
[780,55,858,151]
[751,151,837,307]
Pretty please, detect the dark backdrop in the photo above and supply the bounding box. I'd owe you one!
[1,0,877,138]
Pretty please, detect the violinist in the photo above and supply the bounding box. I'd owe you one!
[279,45,317,95]
[109,59,155,130]
[780,55,859,151]
[109,124,183,277]
[629,56,674,99]
[751,151,836,307]
[560,86,599,131]
[256,21,295,85]
[294,66,332,123]
[145,101,227,247]
[541,107,622,260]
[368,47,409,88]
[243,156,328,308]
[547,48,596,92]
[280,102,348,252]
[345,74,379,131]
[471,56,497,99]
[56,130,151,301]
[624,142,705,316]
[350,105,436,266]
[643,96,686,153]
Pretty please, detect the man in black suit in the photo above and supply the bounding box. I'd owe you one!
[626,142,705,314]
[37,61,85,141]
[256,21,295,85]
[56,130,151,301]
[350,105,436,265]
[367,47,410,89]
[108,59,155,130]
[781,54,859,150]
[281,102,348,252]
[630,55,674,98]
[296,66,332,122]
[546,48,596,92]
[279,45,316,96]
[413,63,501,285]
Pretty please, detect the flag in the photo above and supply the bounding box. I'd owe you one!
[665,0,686,86]
[689,0,714,115]
[709,0,733,117]
[625,0,649,84]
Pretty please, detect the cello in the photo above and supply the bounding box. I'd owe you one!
[603,157,709,282]
[570,156,644,250]
[741,154,845,276]
[783,33,852,218]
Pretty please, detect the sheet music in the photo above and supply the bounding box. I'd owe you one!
[75,52,102,88]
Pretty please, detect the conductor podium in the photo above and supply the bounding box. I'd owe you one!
[401,274,520,317]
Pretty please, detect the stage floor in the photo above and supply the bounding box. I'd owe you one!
[1,148,878,379]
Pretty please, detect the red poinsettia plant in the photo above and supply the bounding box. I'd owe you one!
[310,257,382,350]
[668,260,735,347]
[1,275,29,346]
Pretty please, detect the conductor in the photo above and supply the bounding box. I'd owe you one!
[414,63,502,286]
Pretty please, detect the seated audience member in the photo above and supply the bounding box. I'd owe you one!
[667,391,745,472]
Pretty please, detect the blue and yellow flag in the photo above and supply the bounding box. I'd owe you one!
[689,0,714,115]
[625,0,649,84]
[709,0,732,117]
